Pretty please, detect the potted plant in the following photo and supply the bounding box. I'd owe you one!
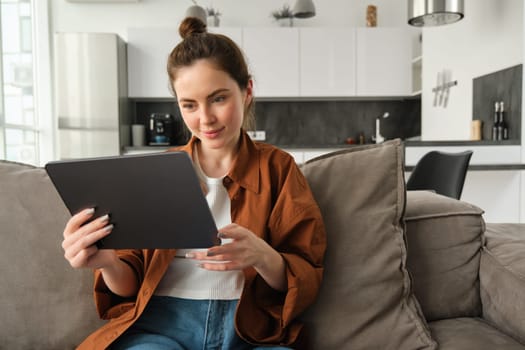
[206,6,222,27]
[271,4,294,27]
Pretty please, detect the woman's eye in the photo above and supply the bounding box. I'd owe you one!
[181,103,195,110]
[213,96,226,103]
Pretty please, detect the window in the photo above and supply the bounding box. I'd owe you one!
[0,0,53,166]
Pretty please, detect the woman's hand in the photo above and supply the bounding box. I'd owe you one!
[186,223,288,292]
[62,208,139,297]
[62,208,117,270]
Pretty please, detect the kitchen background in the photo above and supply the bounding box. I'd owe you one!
[48,0,523,142]
[3,0,525,222]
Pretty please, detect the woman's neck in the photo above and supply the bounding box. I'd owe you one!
[195,137,240,178]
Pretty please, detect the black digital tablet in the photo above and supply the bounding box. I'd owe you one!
[45,152,218,249]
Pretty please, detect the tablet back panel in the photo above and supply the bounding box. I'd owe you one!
[45,152,218,249]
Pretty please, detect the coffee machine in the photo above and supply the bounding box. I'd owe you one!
[147,113,183,146]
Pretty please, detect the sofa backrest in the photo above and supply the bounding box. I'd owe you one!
[299,140,437,350]
[405,190,485,321]
[0,160,104,349]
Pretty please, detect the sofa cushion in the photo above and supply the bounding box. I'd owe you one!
[299,140,436,350]
[481,223,525,345]
[0,160,104,349]
[428,318,525,350]
[405,191,485,321]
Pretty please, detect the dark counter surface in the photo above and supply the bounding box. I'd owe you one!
[405,164,525,171]
[274,139,520,148]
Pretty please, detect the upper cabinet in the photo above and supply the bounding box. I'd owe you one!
[127,27,180,98]
[300,28,356,97]
[355,28,413,97]
[242,28,300,97]
[127,27,418,99]
[127,27,242,98]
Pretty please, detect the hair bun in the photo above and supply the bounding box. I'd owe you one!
[179,17,207,39]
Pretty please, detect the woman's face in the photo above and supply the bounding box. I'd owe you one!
[173,59,252,153]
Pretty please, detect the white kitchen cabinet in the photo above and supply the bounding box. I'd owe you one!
[127,27,416,98]
[356,28,413,96]
[299,28,356,97]
[127,27,180,98]
[127,27,243,98]
[242,28,300,97]
[208,27,242,47]
[283,148,341,165]
[283,149,304,164]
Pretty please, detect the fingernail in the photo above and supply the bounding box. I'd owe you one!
[185,253,195,259]
[206,250,216,257]
[104,224,113,232]
[217,232,225,239]
[99,214,109,223]
[85,208,95,216]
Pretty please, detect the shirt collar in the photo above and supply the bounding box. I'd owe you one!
[178,130,260,194]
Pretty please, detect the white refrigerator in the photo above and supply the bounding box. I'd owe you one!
[54,32,129,159]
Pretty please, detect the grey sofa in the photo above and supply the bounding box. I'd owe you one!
[1,140,525,349]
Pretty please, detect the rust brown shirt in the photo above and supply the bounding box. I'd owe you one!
[78,131,326,349]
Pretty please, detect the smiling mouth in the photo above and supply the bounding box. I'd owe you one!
[201,127,224,137]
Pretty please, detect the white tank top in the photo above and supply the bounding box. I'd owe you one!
[154,150,245,299]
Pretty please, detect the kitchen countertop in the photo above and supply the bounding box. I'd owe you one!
[405,164,525,171]
[276,139,520,148]
[123,139,521,151]
[123,140,525,171]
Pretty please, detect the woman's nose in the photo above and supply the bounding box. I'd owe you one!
[200,106,216,124]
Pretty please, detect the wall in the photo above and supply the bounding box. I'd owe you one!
[421,0,523,140]
[50,0,408,39]
[521,1,525,223]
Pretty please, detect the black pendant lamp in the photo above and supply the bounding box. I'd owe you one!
[408,0,464,27]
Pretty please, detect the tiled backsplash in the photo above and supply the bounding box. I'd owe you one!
[473,64,522,142]
[130,98,421,147]
[255,99,421,146]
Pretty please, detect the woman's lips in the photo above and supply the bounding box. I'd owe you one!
[201,127,224,139]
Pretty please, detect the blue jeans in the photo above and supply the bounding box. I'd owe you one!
[110,296,291,350]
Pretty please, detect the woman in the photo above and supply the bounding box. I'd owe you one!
[62,17,326,349]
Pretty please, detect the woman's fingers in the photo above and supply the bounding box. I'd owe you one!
[216,224,245,240]
[68,244,98,269]
[63,208,95,237]
[62,213,110,249]
[63,217,113,270]
[64,223,113,258]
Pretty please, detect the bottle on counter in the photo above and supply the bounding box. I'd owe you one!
[359,132,365,145]
[498,101,509,140]
[491,101,500,141]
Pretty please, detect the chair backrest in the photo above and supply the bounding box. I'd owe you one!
[406,150,473,199]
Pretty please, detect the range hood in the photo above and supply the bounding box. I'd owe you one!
[408,0,464,27]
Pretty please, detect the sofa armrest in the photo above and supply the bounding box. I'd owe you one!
[481,223,525,344]
[405,190,485,321]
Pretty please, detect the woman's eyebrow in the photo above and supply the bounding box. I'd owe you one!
[178,88,230,103]
[207,88,230,99]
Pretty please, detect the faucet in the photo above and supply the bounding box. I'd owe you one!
[374,112,390,144]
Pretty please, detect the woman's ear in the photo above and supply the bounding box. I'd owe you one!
[244,79,254,106]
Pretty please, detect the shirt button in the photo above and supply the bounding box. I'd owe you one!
[223,177,232,186]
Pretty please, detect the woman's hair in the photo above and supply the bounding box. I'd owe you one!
[167,17,255,131]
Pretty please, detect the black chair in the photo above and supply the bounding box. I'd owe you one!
[406,150,473,200]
